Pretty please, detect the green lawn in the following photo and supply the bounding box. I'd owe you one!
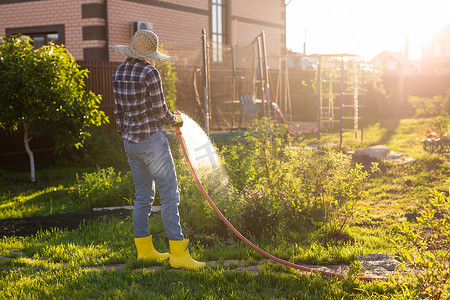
[0,117,448,299]
[307,118,433,157]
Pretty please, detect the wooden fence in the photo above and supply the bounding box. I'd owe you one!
[0,60,201,171]
[1,60,449,171]
[0,61,120,171]
[81,60,120,121]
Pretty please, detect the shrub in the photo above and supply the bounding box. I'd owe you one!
[285,145,379,236]
[409,95,443,118]
[392,190,450,299]
[237,186,279,238]
[62,125,128,169]
[222,118,296,191]
[221,118,377,237]
[71,167,134,210]
[176,158,236,237]
[361,67,390,119]
[431,115,450,139]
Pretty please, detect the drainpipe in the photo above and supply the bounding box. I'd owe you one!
[104,0,109,61]
[201,29,209,135]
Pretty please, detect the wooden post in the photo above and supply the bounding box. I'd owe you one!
[256,36,266,117]
[201,29,209,135]
[317,56,321,142]
[260,31,271,119]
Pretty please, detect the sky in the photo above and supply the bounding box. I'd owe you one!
[286,0,450,60]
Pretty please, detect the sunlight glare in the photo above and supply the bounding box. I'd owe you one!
[286,0,450,60]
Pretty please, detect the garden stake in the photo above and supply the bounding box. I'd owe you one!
[173,120,385,282]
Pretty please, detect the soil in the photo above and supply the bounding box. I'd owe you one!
[0,209,131,237]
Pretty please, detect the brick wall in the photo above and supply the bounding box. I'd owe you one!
[0,0,105,60]
[231,0,285,56]
[232,0,284,27]
[1,0,285,61]
[108,0,209,62]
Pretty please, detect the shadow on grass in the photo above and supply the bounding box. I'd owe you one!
[0,209,131,237]
[374,118,401,145]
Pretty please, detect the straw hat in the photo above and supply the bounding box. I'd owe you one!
[111,30,173,61]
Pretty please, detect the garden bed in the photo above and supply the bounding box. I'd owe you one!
[0,209,131,237]
[422,138,450,153]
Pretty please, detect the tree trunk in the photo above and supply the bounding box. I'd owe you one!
[23,121,35,183]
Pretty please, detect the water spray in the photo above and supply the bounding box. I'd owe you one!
[173,111,383,281]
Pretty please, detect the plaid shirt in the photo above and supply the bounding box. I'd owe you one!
[112,57,176,143]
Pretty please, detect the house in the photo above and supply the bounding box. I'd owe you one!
[421,23,450,75]
[0,0,287,124]
[370,51,403,74]
[0,0,287,119]
[285,50,315,70]
[0,0,287,170]
[370,45,450,101]
[369,50,420,75]
[0,0,286,62]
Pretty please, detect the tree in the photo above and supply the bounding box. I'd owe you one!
[0,35,108,182]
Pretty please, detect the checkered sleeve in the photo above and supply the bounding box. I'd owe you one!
[114,98,124,133]
[146,68,177,125]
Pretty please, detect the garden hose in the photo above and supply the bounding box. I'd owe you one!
[174,126,384,281]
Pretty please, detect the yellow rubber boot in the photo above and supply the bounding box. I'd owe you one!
[169,239,206,270]
[134,236,170,261]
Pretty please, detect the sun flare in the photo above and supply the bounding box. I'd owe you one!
[286,0,450,60]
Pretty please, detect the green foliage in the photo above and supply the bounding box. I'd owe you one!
[71,167,134,209]
[410,156,449,188]
[0,167,97,218]
[62,125,129,170]
[176,163,220,234]
[222,118,377,238]
[392,190,450,299]
[443,88,450,115]
[237,186,279,238]
[176,159,236,236]
[431,115,450,138]
[419,89,450,155]
[347,260,365,277]
[0,35,108,151]
[1,115,449,299]
[362,68,390,119]
[408,95,443,118]
[154,45,177,111]
[286,145,379,236]
[222,118,294,191]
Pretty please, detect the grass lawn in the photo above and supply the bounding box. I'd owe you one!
[0,117,448,299]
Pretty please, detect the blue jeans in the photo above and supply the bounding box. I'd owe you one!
[123,131,184,240]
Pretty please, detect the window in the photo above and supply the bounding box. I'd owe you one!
[211,0,227,62]
[6,25,65,49]
[24,33,60,49]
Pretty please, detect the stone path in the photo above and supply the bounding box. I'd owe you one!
[1,250,408,279]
